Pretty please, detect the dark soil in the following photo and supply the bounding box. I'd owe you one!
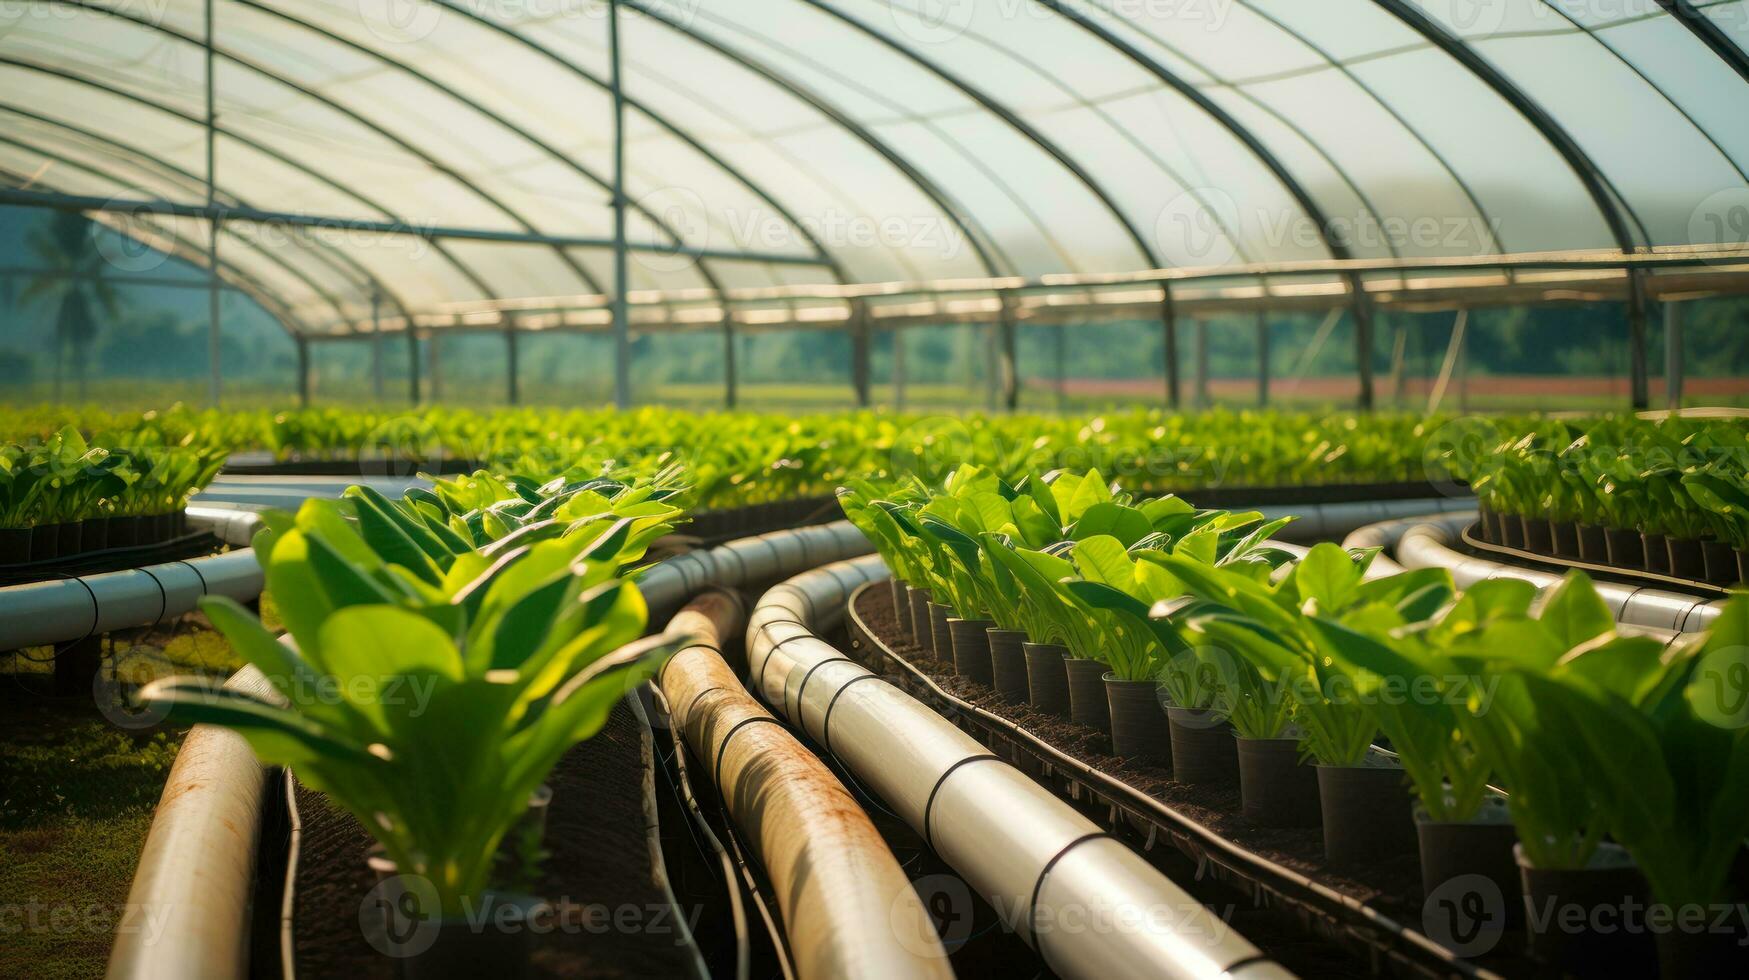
[852,586,1426,925]
[291,699,699,979]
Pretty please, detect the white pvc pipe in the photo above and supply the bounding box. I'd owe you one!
[187,505,265,547]
[747,557,1293,980]
[0,549,265,650]
[108,665,279,979]
[658,591,952,978]
[1350,514,1723,635]
[106,520,875,980]
[1258,495,1474,544]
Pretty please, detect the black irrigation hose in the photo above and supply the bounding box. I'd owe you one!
[649,685,757,980]
[845,578,1503,980]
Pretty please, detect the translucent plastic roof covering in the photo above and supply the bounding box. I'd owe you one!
[2,0,1747,336]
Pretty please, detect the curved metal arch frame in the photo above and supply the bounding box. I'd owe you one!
[1373,0,1656,409]
[1083,0,1407,263]
[616,0,1011,281]
[0,130,359,327]
[1230,0,1502,254]
[422,0,850,283]
[1026,0,1353,261]
[803,0,1162,268]
[0,56,500,308]
[1026,0,1379,407]
[1657,0,1749,84]
[0,103,419,327]
[915,11,1259,266]
[236,0,822,331]
[1533,0,1749,183]
[0,165,315,338]
[421,0,862,408]
[618,0,1027,406]
[675,2,1052,280]
[1372,0,1647,252]
[44,0,587,301]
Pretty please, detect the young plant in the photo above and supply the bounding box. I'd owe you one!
[142,488,686,915]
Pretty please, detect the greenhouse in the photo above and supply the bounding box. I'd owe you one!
[2,2,1748,979]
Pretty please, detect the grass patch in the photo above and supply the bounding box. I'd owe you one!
[0,607,254,979]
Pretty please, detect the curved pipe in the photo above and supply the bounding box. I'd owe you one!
[107,664,279,979]
[105,520,876,980]
[1348,513,1725,634]
[0,549,264,651]
[1254,494,1475,544]
[746,557,1291,980]
[658,589,952,977]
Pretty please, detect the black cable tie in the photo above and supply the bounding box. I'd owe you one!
[922,754,1001,851]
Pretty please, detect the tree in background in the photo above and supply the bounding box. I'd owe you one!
[19,211,116,401]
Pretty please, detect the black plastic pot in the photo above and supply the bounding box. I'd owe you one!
[1236,736,1319,827]
[1642,532,1670,575]
[890,579,911,638]
[1104,674,1171,765]
[82,517,109,553]
[927,602,954,662]
[1605,526,1644,569]
[1316,762,1415,867]
[1702,539,1740,585]
[1478,505,1501,544]
[1415,799,1520,927]
[31,524,60,562]
[1522,516,1553,555]
[0,527,30,565]
[1063,656,1111,734]
[1667,536,1706,581]
[1500,513,1526,549]
[1576,523,1608,564]
[1517,843,1655,978]
[152,512,174,543]
[987,629,1029,703]
[494,784,554,881]
[1549,520,1579,559]
[907,587,932,647]
[1655,910,1749,980]
[365,852,541,980]
[1023,642,1070,717]
[57,521,82,558]
[108,515,139,549]
[1167,707,1237,784]
[948,618,995,684]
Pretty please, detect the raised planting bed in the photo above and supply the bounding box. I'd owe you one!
[847,582,1522,980]
[287,697,710,980]
[1470,508,1744,591]
[0,511,217,586]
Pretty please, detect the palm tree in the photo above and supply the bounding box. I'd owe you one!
[19,211,118,401]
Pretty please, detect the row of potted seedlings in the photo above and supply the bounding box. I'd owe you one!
[139,464,694,979]
[0,425,227,565]
[1452,415,1749,585]
[841,466,1749,979]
